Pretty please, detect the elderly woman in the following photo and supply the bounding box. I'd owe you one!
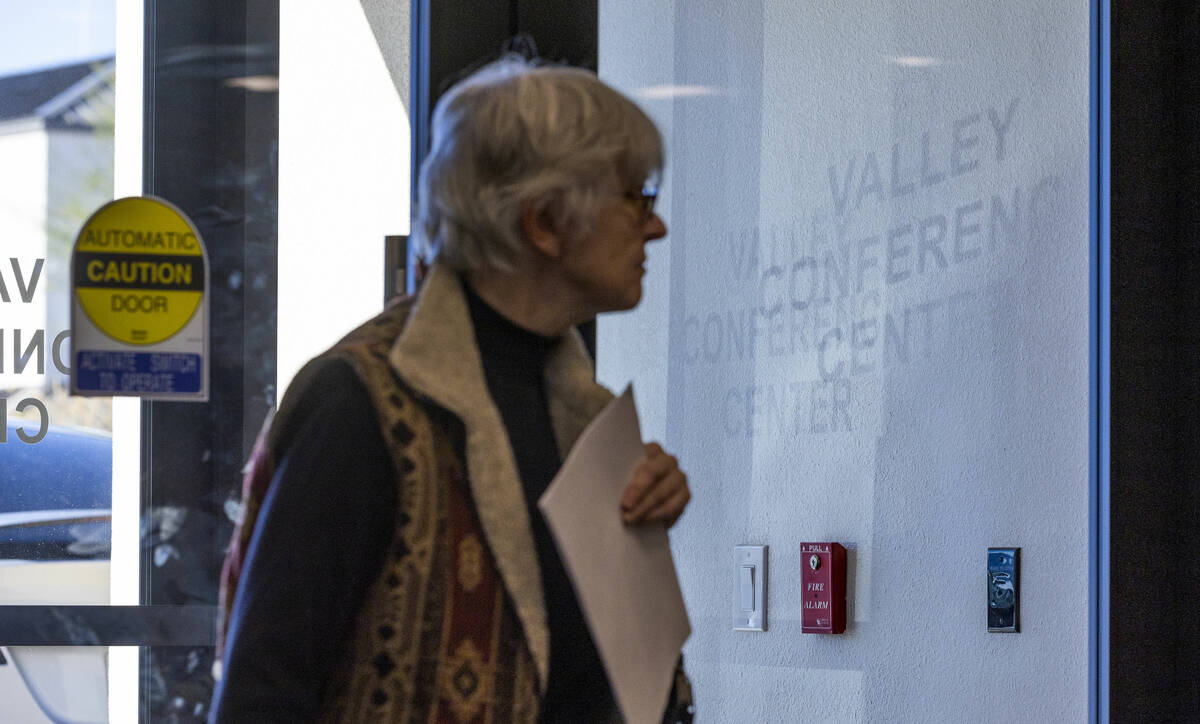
[210,58,692,723]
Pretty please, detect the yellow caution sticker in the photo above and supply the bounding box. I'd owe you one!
[73,197,206,346]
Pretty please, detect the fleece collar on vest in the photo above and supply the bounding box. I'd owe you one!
[388,263,614,693]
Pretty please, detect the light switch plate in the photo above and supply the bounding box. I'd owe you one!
[734,545,767,631]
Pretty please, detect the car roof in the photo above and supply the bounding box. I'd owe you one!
[0,422,112,513]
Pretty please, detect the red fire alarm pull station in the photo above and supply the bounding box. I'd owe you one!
[800,542,846,634]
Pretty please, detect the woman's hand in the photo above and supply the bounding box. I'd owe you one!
[620,442,690,527]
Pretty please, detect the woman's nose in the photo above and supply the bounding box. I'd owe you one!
[644,213,667,241]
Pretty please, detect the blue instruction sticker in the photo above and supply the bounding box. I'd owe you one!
[75,351,203,394]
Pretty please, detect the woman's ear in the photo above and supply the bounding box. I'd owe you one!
[520,199,564,260]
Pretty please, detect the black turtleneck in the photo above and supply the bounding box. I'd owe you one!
[463,282,616,722]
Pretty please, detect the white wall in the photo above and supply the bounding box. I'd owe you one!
[599,1,1090,721]
[277,0,410,400]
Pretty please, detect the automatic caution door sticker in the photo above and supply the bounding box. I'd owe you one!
[70,196,209,400]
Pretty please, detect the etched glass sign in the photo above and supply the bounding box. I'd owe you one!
[599,1,1090,719]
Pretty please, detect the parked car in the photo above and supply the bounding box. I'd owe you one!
[0,420,112,724]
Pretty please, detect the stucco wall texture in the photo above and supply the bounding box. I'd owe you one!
[599,2,1090,721]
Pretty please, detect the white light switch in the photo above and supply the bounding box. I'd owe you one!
[740,566,755,611]
[734,545,767,631]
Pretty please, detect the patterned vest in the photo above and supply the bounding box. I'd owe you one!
[219,267,694,723]
[220,299,541,722]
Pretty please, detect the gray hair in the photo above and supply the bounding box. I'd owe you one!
[413,57,664,274]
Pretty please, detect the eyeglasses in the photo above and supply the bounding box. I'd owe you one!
[622,186,658,222]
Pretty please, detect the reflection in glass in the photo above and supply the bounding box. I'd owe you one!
[1,4,118,720]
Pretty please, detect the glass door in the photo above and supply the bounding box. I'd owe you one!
[1,3,121,722]
[0,2,410,721]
